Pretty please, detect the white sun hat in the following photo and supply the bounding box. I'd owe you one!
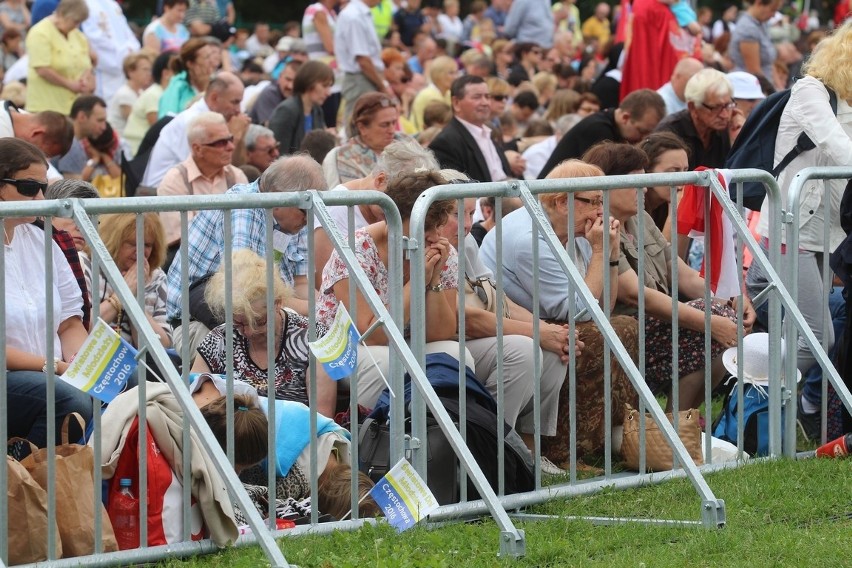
[727,71,766,101]
[722,332,801,386]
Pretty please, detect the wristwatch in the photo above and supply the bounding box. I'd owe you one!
[427,284,443,293]
[86,159,97,168]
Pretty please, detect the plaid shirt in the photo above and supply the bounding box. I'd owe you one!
[166,181,307,321]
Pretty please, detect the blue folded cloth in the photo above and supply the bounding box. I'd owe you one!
[258,397,349,476]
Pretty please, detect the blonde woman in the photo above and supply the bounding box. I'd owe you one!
[191,249,337,418]
[97,212,172,348]
[746,21,852,425]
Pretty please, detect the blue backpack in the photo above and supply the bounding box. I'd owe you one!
[713,383,786,457]
[724,85,838,211]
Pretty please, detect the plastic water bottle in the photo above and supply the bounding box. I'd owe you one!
[111,478,140,550]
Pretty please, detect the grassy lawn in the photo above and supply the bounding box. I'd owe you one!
[160,457,851,568]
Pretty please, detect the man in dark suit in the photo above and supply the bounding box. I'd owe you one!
[429,75,512,183]
[537,88,666,178]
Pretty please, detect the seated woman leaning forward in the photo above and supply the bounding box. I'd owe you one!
[3,138,93,448]
[480,160,640,469]
[191,249,337,418]
[316,170,467,409]
[582,142,755,411]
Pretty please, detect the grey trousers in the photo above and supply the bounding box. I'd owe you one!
[466,335,565,436]
[745,246,834,373]
[341,72,379,125]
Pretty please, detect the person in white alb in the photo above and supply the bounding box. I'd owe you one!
[81,0,141,103]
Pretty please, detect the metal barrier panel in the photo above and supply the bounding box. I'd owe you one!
[407,167,844,527]
[0,188,525,566]
[409,171,731,529]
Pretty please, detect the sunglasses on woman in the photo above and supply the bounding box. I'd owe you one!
[2,178,47,197]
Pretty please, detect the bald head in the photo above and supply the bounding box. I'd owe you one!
[671,58,705,101]
[205,71,245,120]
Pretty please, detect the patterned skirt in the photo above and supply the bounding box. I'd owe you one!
[541,315,640,466]
[642,298,737,394]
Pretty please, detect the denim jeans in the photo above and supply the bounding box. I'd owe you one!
[6,371,94,448]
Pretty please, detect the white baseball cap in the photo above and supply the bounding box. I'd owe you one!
[727,71,765,101]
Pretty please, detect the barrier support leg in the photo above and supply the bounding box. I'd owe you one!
[700,499,726,528]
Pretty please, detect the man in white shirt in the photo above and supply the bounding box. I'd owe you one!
[335,0,388,124]
[141,71,249,189]
[523,114,581,180]
[0,101,71,182]
[656,57,704,116]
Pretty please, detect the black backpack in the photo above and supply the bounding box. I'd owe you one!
[360,354,535,504]
[724,84,838,210]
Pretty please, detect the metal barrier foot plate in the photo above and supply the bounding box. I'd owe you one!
[498,529,526,558]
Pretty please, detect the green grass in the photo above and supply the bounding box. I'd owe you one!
[158,457,851,568]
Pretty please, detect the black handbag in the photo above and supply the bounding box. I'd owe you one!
[358,415,460,506]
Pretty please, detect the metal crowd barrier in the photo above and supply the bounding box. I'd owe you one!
[0,187,526,566]
[2,166,847,565]
[407,168,845,529]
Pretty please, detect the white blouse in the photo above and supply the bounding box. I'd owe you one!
[757,76,852,252]
[4,224,83,359]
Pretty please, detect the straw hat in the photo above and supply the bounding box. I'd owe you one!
[722,333,801,386]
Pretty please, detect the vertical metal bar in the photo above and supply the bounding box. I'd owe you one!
[223,213,234,467]
[179,211,192,540]
[701,179,712,470]
[345,203,361,517]
[135,213,151,547]
[90,214,103,552]
[565,192,577,484]
[43,219,57,560]
[307,219,319,526]
[818,178,831,444]
[669,185,680,466]
[529,189,542,488]
[733,182,745,463]
[494,195,505,495]
[601,190,612,477]
[456,198,468,502]
[0,218,7,565]
[637,188,647,475]
[265,209,277,527]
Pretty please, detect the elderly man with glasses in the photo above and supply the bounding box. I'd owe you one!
[157,111,247,260]
[654,68,736,171]
[244,124,280,173]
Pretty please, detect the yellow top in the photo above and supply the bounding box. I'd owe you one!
[25,18,92,114]
[410,84,448,133]
[581,16,611,47]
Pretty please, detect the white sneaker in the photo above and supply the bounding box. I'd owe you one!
[539,456,566,476]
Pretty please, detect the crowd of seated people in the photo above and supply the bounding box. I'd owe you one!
[3,0,850,549]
